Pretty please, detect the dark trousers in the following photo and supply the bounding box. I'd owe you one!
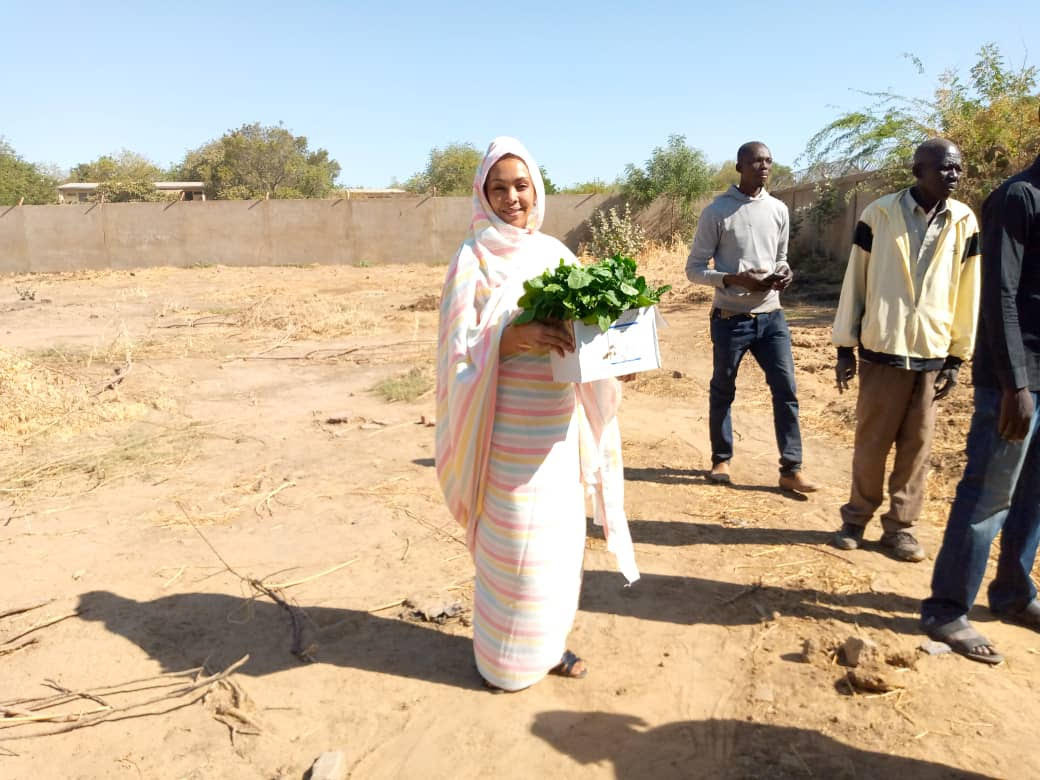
[840,361,938,532]
[922,385,1040,624]
[708,308,802,475]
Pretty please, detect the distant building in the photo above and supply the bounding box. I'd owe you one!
[57,181,206,203]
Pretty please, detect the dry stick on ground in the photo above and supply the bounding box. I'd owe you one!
[790,542,859,566]
[1,612,80,646]
[267,559,358,590]
[1,666,206,712]
[175,502,314,662]
[254,481,296,517]
[0,655,249,737]
[0,639,39,659]
[92,357,132,397]
[0,599,55,621]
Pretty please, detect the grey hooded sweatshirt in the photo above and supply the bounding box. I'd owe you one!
[685,185,791,314]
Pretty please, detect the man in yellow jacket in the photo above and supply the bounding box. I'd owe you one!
[831,139,981,562]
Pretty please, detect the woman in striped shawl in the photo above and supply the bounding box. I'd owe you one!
[435,137,638,692]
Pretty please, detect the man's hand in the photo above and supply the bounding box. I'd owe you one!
[933,367,959,401]
[998,388,1035,441]
[835,354,857,393]
[769,267,793,291]
[501,319,574,358]
[723,270,774,292]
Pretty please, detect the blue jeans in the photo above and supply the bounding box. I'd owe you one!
[922,385,1040,624]
[709,308,802,475]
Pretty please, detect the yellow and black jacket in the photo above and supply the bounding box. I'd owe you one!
[832,191,981,370]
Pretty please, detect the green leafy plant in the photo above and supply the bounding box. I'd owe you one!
[514,254,671,333]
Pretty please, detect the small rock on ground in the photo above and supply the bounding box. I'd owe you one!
[919,640,952,656]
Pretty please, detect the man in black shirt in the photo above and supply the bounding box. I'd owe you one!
[921,153,1040,664]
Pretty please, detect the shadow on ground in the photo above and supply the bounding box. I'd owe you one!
[77,591,478,689]
[597,515,834,547]
[579,570,921,634]
[624,467,809,501]
[531,710,991,779]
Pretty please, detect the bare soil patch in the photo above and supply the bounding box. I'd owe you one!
[1,254,1033,778]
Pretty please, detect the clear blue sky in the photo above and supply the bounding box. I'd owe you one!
[2,1,1037,188]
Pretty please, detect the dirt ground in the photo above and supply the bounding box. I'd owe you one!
[1,254,1036,779]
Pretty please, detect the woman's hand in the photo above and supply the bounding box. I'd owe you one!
[500,319,575,358]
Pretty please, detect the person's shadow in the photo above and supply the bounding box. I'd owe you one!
[578,570,922,634]
[589,515,833,547]
[624,467,809,500]
[531,711,993,779]
[76,590,479,689]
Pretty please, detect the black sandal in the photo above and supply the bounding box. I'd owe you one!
[481,677,507,695]
[924,616,1004,665]
[550,649,588,679]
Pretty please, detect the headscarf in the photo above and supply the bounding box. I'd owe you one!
[435,136,638,583]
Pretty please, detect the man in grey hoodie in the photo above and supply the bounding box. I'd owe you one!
[686,141,816,493]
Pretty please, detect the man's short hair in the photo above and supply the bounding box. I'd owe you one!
[737,141,769,163]
[913,138,957,167]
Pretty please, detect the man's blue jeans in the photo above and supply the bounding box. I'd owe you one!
[708,308,802,475]
[922,385,1040,624]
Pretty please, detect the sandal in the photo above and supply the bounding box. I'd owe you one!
[550,649,588,679]
[924,616,1004,665]
[994,599,1040,631]
[481,677,507,695]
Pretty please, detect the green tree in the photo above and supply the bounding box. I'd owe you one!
[68,149,165,202]
[175,122,341,200]
[622,134,714,238]
[539,166,558,195]
[403,143,559,196]
[404,142,482,195]
[801,43,1040,211]
[710,160,740,191]
[560,178,615,194]
[0,138,58,205]
[710,159,795,192]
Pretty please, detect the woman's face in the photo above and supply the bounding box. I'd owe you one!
[485,155,535,228]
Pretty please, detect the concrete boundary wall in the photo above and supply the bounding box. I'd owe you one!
[0,194,616,275]
[772,173,885,262]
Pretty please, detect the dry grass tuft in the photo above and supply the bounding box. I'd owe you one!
[371,366,434,403]
[0,349,156,439]
[0,421,209,500]
[227,290,382,339]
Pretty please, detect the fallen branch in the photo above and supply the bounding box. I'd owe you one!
[0,639,39,659]
[0,655,248,736]
[791,542,859,566]
[92,358,132,397]
[267,559,358,590]
[1,612,80,646]
[176,502,314,661]
[0,600,55,621]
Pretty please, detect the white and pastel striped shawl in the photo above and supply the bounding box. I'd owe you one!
[434,136,638,583]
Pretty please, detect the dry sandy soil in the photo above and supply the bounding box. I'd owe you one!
[1,252,1036,779]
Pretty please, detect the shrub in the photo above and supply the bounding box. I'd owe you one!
[585,203,647,259]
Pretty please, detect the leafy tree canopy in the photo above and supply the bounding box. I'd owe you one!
[622,134,714,238]
[560,178,616,194]
[174,122,341,200]
[69,149,165,202]
[801,43,1040,211]
[0,138,58,205]
[402,142,558,196]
